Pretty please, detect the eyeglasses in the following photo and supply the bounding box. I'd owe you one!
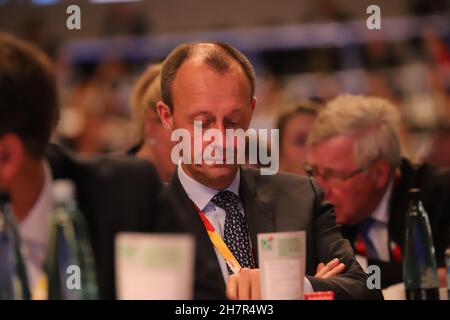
[304,162,370,183]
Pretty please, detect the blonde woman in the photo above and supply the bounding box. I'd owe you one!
[129,63,175,182]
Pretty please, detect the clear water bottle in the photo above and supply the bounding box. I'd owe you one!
[0,191,30,300]
[403,188,440,300]
[46,180,98,300]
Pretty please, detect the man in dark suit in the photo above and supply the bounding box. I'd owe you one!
[0,33,162,299]
[156,42,381,299]
[306,94,450,289]
[46,145,162,299]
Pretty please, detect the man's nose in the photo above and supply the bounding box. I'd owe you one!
[211,124,226,149]
[203,124,228,160]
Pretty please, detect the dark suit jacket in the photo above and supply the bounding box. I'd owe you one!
[46,144,162,299]
[342,158,450,288]
[157,166,383,300]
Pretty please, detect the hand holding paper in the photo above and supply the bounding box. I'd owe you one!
[225,231,345,300]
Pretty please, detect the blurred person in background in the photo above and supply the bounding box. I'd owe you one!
[128,63,175,183]
[0,33,162,299]
[425,122,450,168]
[60,59,130,155]
[249,74,285,130]
[277,99,324,175]
[306,94,450,289]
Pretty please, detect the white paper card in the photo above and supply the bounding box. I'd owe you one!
[382,282,406,300]
[355,254,368,272]
[115,233,195,300]
[258,231,306,300]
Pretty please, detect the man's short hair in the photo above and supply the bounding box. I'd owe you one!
[307,94,402,168]
[0,33,59,158]
[160,42,256,111]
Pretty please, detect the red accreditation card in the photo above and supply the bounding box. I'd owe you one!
[304,291,334,300]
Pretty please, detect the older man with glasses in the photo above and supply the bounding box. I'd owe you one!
[306,94,450,289]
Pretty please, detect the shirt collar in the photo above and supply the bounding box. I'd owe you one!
[370,178,394,224]
[177,164,240,211]
[18,161,53,247]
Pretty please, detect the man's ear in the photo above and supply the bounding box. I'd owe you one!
[250,97,257,112]
[0,134,25,186]
[156,101,174,131]
[371,158,392,188]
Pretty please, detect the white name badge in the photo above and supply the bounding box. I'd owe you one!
[257,231,306,300]
[115,233,195,300]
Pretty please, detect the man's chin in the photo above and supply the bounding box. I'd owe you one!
[336,214,360,226]
[202,163,237,175]
[195,163,238,188]
[334,207,348,225]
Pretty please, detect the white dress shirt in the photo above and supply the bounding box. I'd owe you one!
[18,161,53,294]
[178,164,241,284]
[177,165,314,292]
[367,179,394,262]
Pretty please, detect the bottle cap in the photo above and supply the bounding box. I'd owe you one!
[409,188,421,200]
[52,180,76,204]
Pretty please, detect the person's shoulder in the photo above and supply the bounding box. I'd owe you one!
[241,167,327,219]
[425,162,450,185]
[421,162,450,202]
[400,159,450,216]
[241,166,318,194]
[91,154,159,183]
[406,159,450,190]
[46,144,160,185]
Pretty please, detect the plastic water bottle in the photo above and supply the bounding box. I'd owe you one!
[46,180,98,300]
[0,191,30,300]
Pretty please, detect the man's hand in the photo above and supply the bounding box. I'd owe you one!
[226,259,346,300]
[315,258,346,279]
[227,268,260,300]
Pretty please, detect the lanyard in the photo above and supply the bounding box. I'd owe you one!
[194,204,242,274]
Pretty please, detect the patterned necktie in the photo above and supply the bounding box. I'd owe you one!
[358,217,379,260]
[211,190,255,274]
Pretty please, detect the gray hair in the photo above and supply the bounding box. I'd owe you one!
[307,94,402,168]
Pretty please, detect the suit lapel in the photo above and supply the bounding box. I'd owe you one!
[239,167,275,265]
[168,170,226,298]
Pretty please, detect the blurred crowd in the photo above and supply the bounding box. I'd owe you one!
[1,0,450,300]
[43,27,450,173]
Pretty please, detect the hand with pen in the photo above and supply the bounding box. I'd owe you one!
[226,258,345,300]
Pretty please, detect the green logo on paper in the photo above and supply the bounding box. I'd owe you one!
[261,236,274,251]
